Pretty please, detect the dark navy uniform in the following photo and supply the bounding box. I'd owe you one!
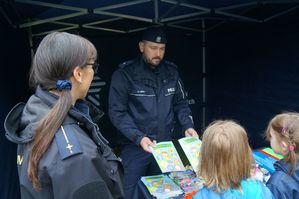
[108,56,194,198]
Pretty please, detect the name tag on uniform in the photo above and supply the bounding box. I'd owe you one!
[136,90,146,94]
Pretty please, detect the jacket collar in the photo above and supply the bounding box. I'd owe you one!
[134,56,175,87]
[4,86,105,144]
[274,159,299,182]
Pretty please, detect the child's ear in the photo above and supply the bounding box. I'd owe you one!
[73,66,83,83]
[281,141,289,154]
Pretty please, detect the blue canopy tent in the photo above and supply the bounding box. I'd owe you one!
[3,0,299,125]
[1,0,299,198]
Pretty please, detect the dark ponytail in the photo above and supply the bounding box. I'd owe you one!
[28,90,72,190]
[26,32,97,191]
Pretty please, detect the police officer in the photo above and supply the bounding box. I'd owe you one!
[108,27,198,199]
[4,32,124,199]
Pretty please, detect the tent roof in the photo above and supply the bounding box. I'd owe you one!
[1,0,299,37]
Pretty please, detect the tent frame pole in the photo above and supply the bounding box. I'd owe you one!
[202,19,206,129]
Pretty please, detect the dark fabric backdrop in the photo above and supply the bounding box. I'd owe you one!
[0,28,31,199]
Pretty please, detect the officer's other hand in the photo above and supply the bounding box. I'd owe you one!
[184,128,199,138]
[140,137,156,153]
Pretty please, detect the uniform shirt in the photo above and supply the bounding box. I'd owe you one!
[109,56,194,145]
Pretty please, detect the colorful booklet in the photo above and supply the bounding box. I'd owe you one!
[168,169,204,193]
[178,137,202,171]
[141,174,183,198]
[150,141,185,173]
[150,137,202,173]
[253,147,283,174]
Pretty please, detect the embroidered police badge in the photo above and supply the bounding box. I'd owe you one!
[156,36,162,43]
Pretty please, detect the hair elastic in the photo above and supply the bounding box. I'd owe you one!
[288,145,296,152]
[56,80,72,91]
[281,127,288,134]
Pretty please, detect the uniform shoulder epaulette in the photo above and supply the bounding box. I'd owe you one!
[118,59,135,68]
[164,60,177,68]
[55,125,82,160]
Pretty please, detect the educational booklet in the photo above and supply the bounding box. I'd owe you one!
[168,169,204,193]
[178,137,202,171]
[150,141,186,173]
[253,147,283,174]
[141,174,183,199]
[260,147,284,160]
[150,137,202,173]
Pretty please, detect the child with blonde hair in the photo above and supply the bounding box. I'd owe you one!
[265,112,299,198]
[193,120,274,199]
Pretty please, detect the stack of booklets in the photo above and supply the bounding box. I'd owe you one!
[253,147,283,173]
[141,175,184,199]
[168,169,204,193]
[141,137,203,198]
[253,147,283,183]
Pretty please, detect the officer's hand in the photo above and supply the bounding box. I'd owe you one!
[140,137,156,153]
[184,128,199,138]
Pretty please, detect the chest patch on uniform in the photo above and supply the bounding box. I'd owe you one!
[17,155,23,165]
[55,125,82,160]
[166,87,175,96]
[167,88,175,93]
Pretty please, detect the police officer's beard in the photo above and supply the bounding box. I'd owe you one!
[143,55,161,68]
[152,57,161,65]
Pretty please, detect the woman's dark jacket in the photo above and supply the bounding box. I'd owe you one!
[4,87,125,199]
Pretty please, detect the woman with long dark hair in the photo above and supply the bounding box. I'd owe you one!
[4,32,124,199]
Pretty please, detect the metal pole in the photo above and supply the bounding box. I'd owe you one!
[154,0,159,23]
[202,19,206,129]
[28,23,34,60]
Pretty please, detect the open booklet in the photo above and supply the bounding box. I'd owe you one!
[150,137,202,173]
[178,137,202,171]
[149,141,185,173]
